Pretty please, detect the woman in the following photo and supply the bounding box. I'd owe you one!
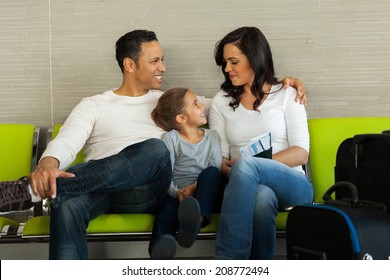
[209,26,313,259]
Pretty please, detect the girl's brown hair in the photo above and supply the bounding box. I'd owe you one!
[151,87,189,131]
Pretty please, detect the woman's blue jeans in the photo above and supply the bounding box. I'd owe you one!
[215,157,313,260]
[148,166,224,255]
[49,139,171,259]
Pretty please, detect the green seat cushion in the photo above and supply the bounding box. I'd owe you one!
[0,124,35,181]
[200,213,219,233]
[23,216,50,236]
[89,213,221,234]
[23,215,155,236]
[0,217,20,229]
[86,214,155,233]
[23,213,221,236]
[276,211,289,231]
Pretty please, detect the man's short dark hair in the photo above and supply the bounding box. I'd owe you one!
[115,30,158,73]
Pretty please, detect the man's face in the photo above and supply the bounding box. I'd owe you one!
[134,41,166,91]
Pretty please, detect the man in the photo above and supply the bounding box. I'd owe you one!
[0,29,307,259]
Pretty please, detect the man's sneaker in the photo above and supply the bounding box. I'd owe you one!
[0,177,34,212]
[176,197,201,248]
[150,234,177,260]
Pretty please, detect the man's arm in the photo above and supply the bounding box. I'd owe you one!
[30,156,75,199]
[280,76,308,106]
[30,98,96,199]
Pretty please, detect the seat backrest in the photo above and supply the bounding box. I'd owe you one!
[50,124,85,167]
[0,124,38,181]
[308,117,390,203]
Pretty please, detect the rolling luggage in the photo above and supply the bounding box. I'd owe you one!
[334,132,390,211]
[286,181,390,260]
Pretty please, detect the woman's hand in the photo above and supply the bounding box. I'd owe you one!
[280,77,307,106]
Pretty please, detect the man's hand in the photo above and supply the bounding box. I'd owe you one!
[280,76,307,106]
[30,157,75,199]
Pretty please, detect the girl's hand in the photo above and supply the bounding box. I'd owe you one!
[176,183,197,202]
[221,156,238,177]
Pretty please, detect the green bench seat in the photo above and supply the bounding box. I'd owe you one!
[21,117,390,243]
[23,213,221,237]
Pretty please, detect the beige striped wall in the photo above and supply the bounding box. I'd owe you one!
[1,0,390,128]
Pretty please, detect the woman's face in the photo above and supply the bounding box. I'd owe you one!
[223,43,255,88]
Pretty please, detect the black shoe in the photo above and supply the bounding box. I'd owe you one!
[176,197,201,248]
[0,177,34,212]
[150,234,177,260]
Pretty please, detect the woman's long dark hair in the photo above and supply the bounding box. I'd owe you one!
[214,26,279,110]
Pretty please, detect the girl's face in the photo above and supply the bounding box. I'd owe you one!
[180,91,207,127]
[223,43,255,89]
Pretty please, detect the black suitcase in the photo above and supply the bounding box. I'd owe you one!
[286,182,390,260]
[335,132,390,211]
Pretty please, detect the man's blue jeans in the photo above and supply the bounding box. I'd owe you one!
[215,157,313,260]
[49,139,171,259]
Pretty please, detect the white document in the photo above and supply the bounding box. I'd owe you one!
[240,131,272,157]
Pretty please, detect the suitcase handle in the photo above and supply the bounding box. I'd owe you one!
[323,181,359,207]
[323,181,388,211]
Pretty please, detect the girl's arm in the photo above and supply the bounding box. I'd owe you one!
[161,132,180,198]
[208,130,223,170]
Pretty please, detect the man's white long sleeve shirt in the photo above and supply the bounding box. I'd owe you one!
[41,90,165,170]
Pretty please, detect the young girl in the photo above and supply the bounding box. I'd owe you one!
[149,87,224,259]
